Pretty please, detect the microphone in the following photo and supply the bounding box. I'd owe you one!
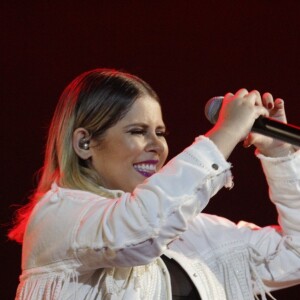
[205,96,300,146]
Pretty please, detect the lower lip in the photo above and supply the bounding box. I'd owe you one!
[135,169,154,178]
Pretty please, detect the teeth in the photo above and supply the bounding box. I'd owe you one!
[133,163,156,173]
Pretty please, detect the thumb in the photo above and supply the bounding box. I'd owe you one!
[243,133,256,148]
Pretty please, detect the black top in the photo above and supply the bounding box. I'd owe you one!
[161,255,201,300]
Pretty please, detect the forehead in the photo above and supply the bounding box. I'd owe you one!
[121,96,164,124]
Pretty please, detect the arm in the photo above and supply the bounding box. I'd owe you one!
[240,95,300,289]
[71,137,233,268]
[236,151,300,291]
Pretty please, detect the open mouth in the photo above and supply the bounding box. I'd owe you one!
[133,162,157,178]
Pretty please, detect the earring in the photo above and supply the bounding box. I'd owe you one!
[79,138,90,150]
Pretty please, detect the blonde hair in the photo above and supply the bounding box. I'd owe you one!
[9,68,159,243]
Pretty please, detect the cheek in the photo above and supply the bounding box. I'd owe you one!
[162,141,169,160]
[97,138,141,169]
[165,142,169,155]
[121,139,144,157]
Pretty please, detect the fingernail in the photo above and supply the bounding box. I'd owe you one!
[275,99,284,106]
[268,103,273,109]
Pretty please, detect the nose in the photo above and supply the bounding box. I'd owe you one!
[145,133,168,155]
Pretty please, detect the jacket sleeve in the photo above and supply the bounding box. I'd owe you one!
[71,136,232,268]
[238,150,300,290]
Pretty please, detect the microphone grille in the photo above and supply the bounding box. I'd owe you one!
[204,96,224,124]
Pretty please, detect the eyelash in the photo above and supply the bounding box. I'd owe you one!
[129,129,169,137]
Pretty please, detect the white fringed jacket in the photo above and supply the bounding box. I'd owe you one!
[16,136,300,299]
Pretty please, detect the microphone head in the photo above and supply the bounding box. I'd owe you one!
[204,96,224,124]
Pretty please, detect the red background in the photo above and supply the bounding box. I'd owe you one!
[1,1,300,299]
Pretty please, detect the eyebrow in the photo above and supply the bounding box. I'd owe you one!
[124,123,166,130]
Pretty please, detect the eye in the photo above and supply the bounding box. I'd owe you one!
[156,130,169,137]
[129,129,146,135]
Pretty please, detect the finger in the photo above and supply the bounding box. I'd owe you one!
[235,88,249,98]
[274,98,284,109]
[247,90,262,106]
[243,134,253,148]
[262,92,274,110]
[274,98,287,123]
[255,105,269,118]
[224,92,234,100]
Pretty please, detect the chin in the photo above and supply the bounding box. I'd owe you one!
[126,181,143,193]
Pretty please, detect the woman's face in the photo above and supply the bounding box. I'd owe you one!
[89,95,169,193]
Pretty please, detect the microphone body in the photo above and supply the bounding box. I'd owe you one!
[205,96,300,147]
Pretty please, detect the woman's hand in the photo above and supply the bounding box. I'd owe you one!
[217,89,269,142]
[206,88,269,159]
[243,93,296,157]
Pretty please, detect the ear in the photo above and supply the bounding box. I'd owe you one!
[73,128,92,160]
